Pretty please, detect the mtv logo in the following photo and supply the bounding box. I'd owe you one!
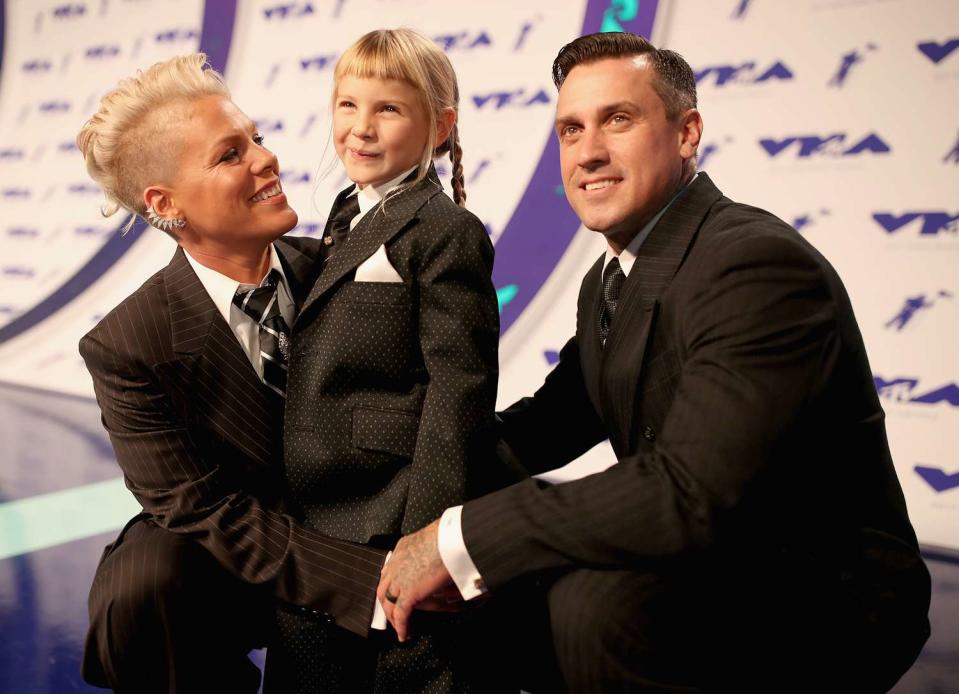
[695,61,793,87]
[760,132,890,158]
[873,212,959,236]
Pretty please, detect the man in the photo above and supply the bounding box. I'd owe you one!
[379,32,931,691]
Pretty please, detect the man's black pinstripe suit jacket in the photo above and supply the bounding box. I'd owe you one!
[460,172,931,686]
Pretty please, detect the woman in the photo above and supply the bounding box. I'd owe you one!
[75,53,387,694]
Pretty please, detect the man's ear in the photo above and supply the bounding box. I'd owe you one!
[678,108,703,160]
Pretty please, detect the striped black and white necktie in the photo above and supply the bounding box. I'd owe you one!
[233,269,291,398]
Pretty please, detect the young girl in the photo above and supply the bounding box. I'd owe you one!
[268,28,522,693]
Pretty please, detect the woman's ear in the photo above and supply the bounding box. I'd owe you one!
[144,186,179,217]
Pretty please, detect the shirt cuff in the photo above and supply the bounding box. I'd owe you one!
[438,505,488,600]
[370,551,391,630]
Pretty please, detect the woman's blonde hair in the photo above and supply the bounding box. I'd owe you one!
[333,28,467,206]
[76,53,229,232]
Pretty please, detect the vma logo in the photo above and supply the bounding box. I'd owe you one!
[915,465,959,493]
[300,54,336,72]
[695,61,793,87]
[945,131,959,165]
[828,44,877,87]
[39,100,71,113]
[875,376,959,407]
[263,2,314,20]
[52,3,85,18]
[434,31,492,52]
[885,291,952,331]
[791,209,831,233]
[760,132,890,159]
[254,118,284,134]
[472,88,550,110]
[155,28,199,43]
[279,170,311,185]
[22,60,52,73]
[731,0,752,19]
[873,211,958,236]
[6,227,39,238]
[86,44,121,59]
[917,37,959,65]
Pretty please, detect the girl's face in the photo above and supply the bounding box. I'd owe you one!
[333,75,431,189]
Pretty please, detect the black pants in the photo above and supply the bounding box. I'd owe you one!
[82,515,272,694]
[544,567,929,693]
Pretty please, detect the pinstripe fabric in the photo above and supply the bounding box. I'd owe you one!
[79,237,386,670]
[463,173,930,690]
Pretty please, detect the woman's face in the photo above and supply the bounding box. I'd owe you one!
[160,95,297,249]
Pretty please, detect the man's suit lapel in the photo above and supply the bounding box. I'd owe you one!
[599,173,724,453]
[297,168,445,321]
[163,248,277,467]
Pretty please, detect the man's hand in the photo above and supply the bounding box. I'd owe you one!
[377,519,458,641]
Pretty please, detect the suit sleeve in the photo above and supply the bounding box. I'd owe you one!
[496,335,609,477]
[403,209,502,528]
[461,231,837,588]
[80,332,385,637]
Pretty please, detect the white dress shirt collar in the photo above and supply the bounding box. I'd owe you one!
[184,243,291,326]
[604,172,699,277]
[352,166,419,221]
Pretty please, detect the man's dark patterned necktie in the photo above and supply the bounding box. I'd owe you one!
[599,257,626,346]
[233,269,290,398]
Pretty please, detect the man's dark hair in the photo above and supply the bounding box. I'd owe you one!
[552,32,697,119]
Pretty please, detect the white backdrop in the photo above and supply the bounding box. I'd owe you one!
[0,0,956,551]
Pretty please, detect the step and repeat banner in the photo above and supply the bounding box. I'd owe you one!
[0,0,956,551]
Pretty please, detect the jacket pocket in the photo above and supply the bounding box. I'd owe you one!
[352,405,419,459]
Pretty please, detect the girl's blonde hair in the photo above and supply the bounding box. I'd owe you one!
[333,28,467,206]
[76,53,229,232]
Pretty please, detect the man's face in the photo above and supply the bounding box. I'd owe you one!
[555,56,701,247]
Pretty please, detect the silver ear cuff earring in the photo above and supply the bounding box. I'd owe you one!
[146,206,187,232]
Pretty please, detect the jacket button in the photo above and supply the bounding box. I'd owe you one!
[643,426,656,442]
